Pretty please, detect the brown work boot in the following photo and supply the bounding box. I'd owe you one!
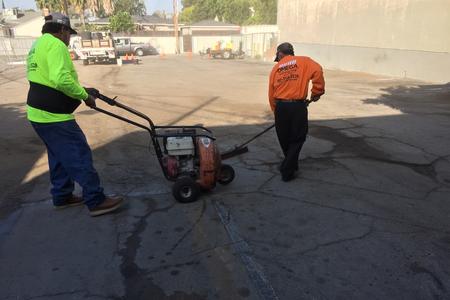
[89,196,123,217]
[54,195,83,209]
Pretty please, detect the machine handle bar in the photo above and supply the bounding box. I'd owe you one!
[95,93,157,131]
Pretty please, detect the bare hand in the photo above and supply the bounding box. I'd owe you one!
[84,94,97,108]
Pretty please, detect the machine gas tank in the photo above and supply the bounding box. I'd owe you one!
[197,137,220,189]
[163,156,178,178]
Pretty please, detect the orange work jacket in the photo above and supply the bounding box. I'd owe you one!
[268,55,325,111]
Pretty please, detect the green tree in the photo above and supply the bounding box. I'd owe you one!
[223,0,251,25]
[190,0,225,22]
[152,10,167,19]
[179,5,194,23]
[181,0,196,7]
[247,0,276,24]
[113,0,146,16]
[180,0,276,25]
[109,11,135,32]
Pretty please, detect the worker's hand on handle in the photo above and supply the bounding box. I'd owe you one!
[311,94,321,102]
[84,87,100,108]
[84,94,97,108]
[84,87,100,98]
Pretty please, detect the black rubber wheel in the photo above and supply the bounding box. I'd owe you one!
[172,177,200,203]
[223,51,231,59]
[218,164,235,185]
[135,48,144,56]
[82,59,89,65]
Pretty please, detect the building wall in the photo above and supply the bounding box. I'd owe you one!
[278,0,450,82]
[14,17,45,37]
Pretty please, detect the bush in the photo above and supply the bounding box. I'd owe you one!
[109,12,135,33]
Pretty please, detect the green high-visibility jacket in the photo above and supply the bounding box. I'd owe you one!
[26,33,88,123]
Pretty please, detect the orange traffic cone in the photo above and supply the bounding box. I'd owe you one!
[125,53,129,61]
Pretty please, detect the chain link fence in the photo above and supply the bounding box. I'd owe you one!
[240,26,279,61]
[0,37,35,71]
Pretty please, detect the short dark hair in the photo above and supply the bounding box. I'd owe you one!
[41,22,68,34]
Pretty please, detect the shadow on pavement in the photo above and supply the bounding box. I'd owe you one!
[363,82,450,115]
[0,103,46,216]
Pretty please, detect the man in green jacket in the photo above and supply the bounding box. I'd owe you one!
[27,13,122,216]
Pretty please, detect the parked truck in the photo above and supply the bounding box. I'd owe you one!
[73,32,117,65]
[113,37,158,56]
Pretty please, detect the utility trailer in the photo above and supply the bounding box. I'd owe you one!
[73,32,117,65]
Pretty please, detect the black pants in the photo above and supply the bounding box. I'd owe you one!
[275,101,308,177]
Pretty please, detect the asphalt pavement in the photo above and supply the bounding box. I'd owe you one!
[0,55,449,300]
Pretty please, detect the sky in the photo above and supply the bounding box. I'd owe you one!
[5,0,182,13]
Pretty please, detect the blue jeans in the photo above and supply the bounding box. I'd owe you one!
[31,120,105,208]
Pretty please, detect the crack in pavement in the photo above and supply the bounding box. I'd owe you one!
[259,190,450,234]
[169,199,207,252]
[213,199,279,300]
[410,262,446,292]
[189,240,245,257]
[20,290,86,300]
[233,149,445,201]
[118,199,201,299]
[114,194,206,298]
[256,174,278,191]
[299,222,374,256]
[247,255,332,300]
[307,124,445,182]
[296,171,432,200]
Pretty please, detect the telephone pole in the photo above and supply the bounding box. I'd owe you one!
[173,0,180,54]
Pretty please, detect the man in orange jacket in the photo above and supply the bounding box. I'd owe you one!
[268,42,325,181]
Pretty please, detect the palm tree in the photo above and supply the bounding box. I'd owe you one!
[35,0,67,14]
[71,0,87,26]
[87,0,114,17]
[101,0,114,15]
[35,0,114,26]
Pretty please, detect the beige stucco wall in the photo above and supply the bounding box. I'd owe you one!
[14,17,45,37]
[278,0,450,82]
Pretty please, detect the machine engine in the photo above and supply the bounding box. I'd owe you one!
[164,136,196,178]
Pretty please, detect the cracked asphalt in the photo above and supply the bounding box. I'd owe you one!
[0,55,449,300]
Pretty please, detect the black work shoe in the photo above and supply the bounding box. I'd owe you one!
[282,173,296,182]
[89,196,123,217]
[279,163,299,172]
[54,195,83,209]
